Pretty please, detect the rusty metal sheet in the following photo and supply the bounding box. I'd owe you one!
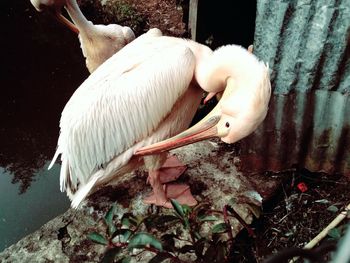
[240,0,350,176]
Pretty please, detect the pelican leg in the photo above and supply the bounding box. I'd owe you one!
[158,155,187,184]
[144,170,172,208]
[144,170,197,208]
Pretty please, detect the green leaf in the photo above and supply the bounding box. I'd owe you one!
[183,218,190,230]
[105,205,115,226]
[121,217,130,228]
[171,199,185,219]
[182,204,192,215]
[328,228,341,240]
[327,205,339,213]
[128,232,163,251]
[105,205,116,235]
[122,230,132,242]
[212,223,229,234]
[109,225,117,236]
[198,215,218,222]
[87,232,108,245]
[121,213,138,227]
[101,247,121,263]
[111,229,132,244]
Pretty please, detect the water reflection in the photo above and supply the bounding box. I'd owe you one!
[0,0,88,251]
[0,0,89,192]
[0,164,70,251]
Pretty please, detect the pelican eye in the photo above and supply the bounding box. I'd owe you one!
[225,122,230,128]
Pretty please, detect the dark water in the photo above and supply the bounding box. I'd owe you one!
[0,1,89,251]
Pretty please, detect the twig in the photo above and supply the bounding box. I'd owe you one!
[288,201,350,263]
[278,211,293,223]
[304,202,350,249]
[265,242,336,263]
[267,235,276,248]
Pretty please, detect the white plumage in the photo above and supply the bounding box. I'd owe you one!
[49,34,209,207]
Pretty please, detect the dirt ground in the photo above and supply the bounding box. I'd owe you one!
[80,0,187,37]
[232,170,350,262]
[124,0,187,37]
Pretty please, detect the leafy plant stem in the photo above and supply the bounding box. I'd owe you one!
[223,205,234,242]
[188,225,196,244]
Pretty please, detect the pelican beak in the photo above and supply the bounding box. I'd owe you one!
[51,9,79,34]
[203,92,217,104]
[135,110,221,156]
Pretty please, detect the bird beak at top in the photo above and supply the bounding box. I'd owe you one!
[135,78,237,156]
[30,0,79,34]
[51,8,79,34]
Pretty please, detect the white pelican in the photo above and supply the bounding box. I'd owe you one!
[135,68,271,154]
[48,31,271,208]
[30,0,136,73]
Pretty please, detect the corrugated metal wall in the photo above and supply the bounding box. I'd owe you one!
[240,0,350,176]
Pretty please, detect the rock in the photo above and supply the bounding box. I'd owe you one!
[0,141,279,262]
[0,209,105,262]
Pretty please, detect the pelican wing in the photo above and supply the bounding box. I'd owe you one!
[52,36,196,193]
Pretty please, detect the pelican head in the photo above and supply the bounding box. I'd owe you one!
[30,0,65,11]
[135,52,271,155]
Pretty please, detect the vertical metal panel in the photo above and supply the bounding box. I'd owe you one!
[240,0,350,176]
[188,0,198,40]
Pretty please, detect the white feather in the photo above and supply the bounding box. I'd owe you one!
[59,157,68,192]
[70,171,104,208]
[55,36,198,202]
[48,146,60,170]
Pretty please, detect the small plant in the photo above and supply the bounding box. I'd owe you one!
[88,199,254,262]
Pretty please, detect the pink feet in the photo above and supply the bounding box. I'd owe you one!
[144,184,197,208]
[144,155,197,208]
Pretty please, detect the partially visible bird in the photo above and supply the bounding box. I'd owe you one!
[48,31,270,209]
[31,0,136,73]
